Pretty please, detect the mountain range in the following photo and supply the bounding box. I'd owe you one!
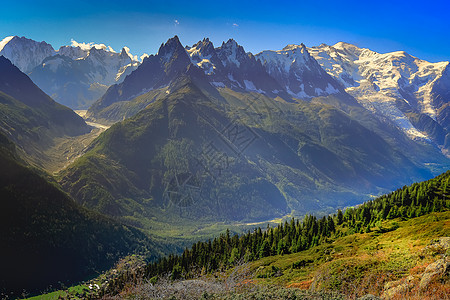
[2,35,450,156]
[1,34,449,222]
[56,37,449,227]
[0,36,143,109]
[1,34,450,296]
[308,42,450,153]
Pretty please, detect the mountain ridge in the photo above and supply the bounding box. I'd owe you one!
[0,55,92,169]
[4,34,450,153]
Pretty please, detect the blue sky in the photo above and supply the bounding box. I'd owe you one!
[1,0,449,62]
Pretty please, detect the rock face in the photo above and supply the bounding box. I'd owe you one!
[3,34,450,150]
[383,275,417,299]
[64,36,450,226]
[255,44,346,100]
[382,237,450,299]
[88,36,192,113]
[187,38,287,98]
[87,36,360,123]
[0,36,55,73]
[91,36,288,114]
[418,257,449,290]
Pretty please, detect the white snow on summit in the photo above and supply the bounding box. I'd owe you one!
[256,44,341,99]
[0,35,143,76]
[257,44,310,73]
[0,36,15,52]
[70,40,116,52]
[309,42,449,119]
[0,36,56,73]
[308,42,449,140]
[0,35,146,109]
[186,45,216,75]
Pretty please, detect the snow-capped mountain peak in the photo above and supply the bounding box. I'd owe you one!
[120,47,132,59]
[333,41,362,52]
[186,38,221,75]
[308,42,450,144]
[256,43,343,99]
[184,37,285,96]
[281,43,307,52]
[70,40,115,52]
[0,36,56,73]
[57,45,87,60]
[187,38,215,56]
[0,36,140,109]
[0,36,15,52]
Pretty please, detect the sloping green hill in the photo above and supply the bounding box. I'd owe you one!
[0,132,164,298]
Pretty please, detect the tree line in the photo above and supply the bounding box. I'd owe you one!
[102,171,450,296]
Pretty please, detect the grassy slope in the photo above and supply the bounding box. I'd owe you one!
[249,211,449,299]
[71,211,448,300]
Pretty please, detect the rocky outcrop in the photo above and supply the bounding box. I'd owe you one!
[382,237,450,299]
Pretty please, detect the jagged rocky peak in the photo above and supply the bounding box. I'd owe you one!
[188,38,216,58]
[255,43,344,99]
[120,47,130,58]
[286,43,315,65]
[186,38,223,75]
[216,38,248,67]
[157,35,187,62]
[0,36,54,51]
[88,46,102,56]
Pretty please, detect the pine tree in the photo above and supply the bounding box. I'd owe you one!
[337,209,344,225]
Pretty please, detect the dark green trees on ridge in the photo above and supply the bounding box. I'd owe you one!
[102,170,450,296]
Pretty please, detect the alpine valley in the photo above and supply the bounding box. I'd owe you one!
[0,34,449,299]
